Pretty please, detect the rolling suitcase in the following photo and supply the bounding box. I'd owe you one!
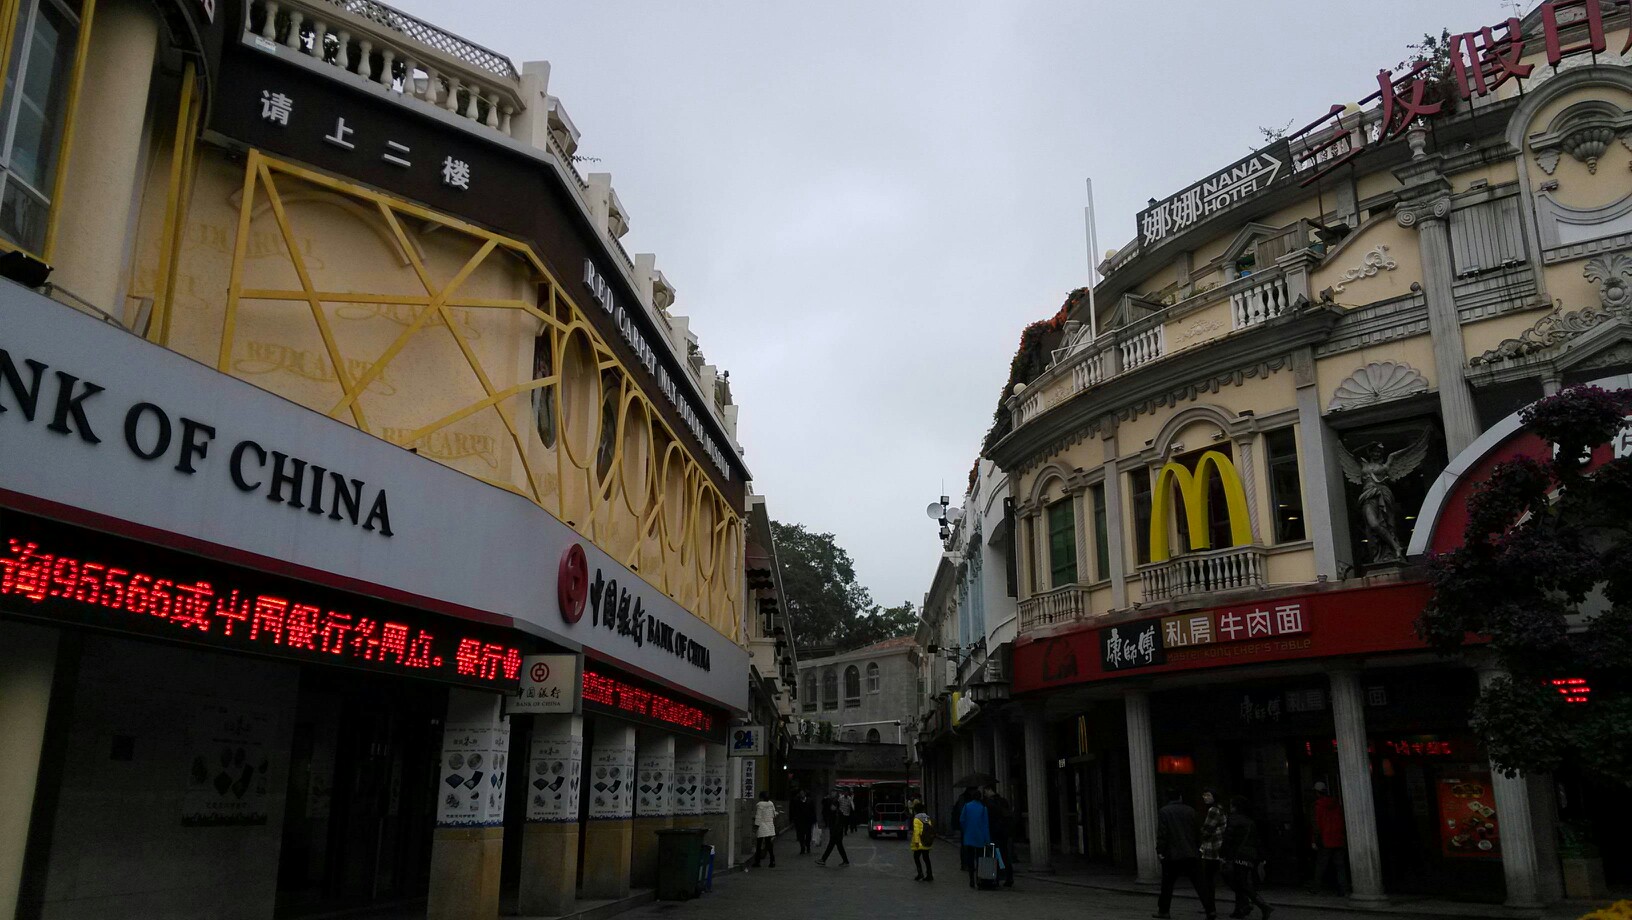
[976,844,1000,889]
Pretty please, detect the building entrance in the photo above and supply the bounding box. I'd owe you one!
[275,668,445,918]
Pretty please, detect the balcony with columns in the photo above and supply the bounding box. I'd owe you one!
[1138,544,1267,603]
[1007,247,1317,434]
[1017,584,1093,633]
[245,0,526,139]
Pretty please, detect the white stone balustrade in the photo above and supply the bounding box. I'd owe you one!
[1138,544,1266,602]
[1018,584,1093,633]
[247,0,523,137]
[1118,322,1165,370]
[1230,270,1292,329]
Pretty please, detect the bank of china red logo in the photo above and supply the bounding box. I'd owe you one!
[559,544,589,624]
[530,661,551,684]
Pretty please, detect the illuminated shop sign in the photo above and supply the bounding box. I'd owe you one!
[1100,599,1311,672]
[0,514,521,689]
[581,668,724,742]
[0,349,393,536]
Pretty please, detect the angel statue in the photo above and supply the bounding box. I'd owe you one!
[1335,430,1433,563]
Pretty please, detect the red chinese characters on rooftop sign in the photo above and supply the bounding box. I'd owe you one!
[0,533,522,689]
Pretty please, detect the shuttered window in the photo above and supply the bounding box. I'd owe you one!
[1047,499,1078,588]
[1450,196,1525,277]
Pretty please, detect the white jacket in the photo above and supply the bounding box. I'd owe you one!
[754,800,779,837]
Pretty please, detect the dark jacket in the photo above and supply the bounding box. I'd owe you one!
[821,796,846,835]
[1156,800,1200,860]
[790,794,816,827]
[1221,812,1261,863]
[986,793,1013,842]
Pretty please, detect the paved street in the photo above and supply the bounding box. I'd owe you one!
[620,835,1364,920]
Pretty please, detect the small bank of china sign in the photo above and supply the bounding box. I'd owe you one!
[0,349,394,536]
[557,545,713,673]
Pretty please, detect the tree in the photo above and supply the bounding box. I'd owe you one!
[1418,385,1632,787]
[771,520,875,650]
[770,521,920,650]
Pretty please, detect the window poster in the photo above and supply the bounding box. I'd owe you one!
[183,702,274,826]
[1438,773,1501,858]
[525,736,582,823]
[436,724,494,827]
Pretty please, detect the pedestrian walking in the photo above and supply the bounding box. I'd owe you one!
[910,798,936,882]
[790,788,816,854]
[957,786,991,890]
[1199,789,1227,906]
[750,790,780,868]
[816,787,850,867]
[1309,781,1350,896]
[983,783,1015,888]
[838,788,855,834]
[1154,788,1218,920]
[1223,795,1272,920]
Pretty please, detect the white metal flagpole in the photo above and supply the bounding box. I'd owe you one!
[1084,178,1100,341]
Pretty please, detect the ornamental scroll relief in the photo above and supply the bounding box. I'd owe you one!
[1471,251,1632,365]
[1331,245,1399,295]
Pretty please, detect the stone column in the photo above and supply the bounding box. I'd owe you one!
[1125,691,1159,884]
[1021,703,1053,870]
[1292,347,1353,576]
[0,622,58,919]
[517,715,583,916]
[1397,189,1479,457]
[1102,430,1129,609]
[630,731,675,888]
[49,0,158,307]
[1479,668,1543,907]
[1329,669,1385,901]
[581,719,636,899]
[992,717,1013,795]
[429,690,510,920]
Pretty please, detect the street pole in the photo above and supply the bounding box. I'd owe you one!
[1085,178,1100,341]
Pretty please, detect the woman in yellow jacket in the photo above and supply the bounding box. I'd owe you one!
[910,799,935,882]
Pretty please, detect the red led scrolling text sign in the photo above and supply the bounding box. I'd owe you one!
[581,669,715,734]
[0,537,523,687]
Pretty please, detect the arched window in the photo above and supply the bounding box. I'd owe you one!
[822,669,838,711]
[802,672,817,712]
[866,662,881,693]
[866,728,881,744]
[844,666,861,706]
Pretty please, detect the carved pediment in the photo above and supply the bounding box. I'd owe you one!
[1529,99,1632,176]
[1327,361,1429,411]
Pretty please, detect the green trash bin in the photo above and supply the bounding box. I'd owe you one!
[655,827,709,900]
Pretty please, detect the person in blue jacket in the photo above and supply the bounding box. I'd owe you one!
[957,786,991,889]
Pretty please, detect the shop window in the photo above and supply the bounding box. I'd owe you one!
[1130,469,1153,565]
[822,669,837,711]
[0,0,80,255]
[802,672,817,713]
[530,334,556,448]
[1090,483,1110,581]
[1166,445,1238,554]
[844,665,861,707]
[1266,428,1306,543]
[866,662,880,693]
[1047,498,1077,588]
[866,728,881,744]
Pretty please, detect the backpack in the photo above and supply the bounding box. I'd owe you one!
[916,816,935,847]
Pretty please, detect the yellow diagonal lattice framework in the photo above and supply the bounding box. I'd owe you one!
[212,150,740,633]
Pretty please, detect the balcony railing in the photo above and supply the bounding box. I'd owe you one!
[1139,544,1266,602]
[1006,251,1316,436]
[1018,584,1093,632]
[248,0,524,136]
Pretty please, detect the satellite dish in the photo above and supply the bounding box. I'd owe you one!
[925,502,945,521]
[945,507,963,524]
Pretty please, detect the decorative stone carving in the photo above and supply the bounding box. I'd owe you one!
[1336,430,1433,564]
[1174,318,1224,346]
[1529,99,1632,176]
[1327,361,1429,411]
[1471,250,1632,365]
[1587,252,1632,311]
[1331,245,1399,294]
[1395,196,1452,229]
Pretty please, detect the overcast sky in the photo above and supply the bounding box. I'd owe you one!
[392,0,1506,610]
